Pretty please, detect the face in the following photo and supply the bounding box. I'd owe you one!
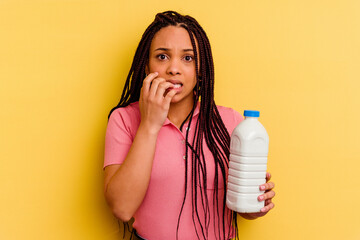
[146,26,197,105]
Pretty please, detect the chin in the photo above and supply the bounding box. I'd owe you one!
[170,95,195,105]
[169,95,183,103]
[170,98,180,103]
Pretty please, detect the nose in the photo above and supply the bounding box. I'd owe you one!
[166,59,181,75]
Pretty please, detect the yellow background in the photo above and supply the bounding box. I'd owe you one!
[1,0,360,239]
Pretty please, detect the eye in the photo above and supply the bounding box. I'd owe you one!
[156,54,168,60]
[184,55,194,62]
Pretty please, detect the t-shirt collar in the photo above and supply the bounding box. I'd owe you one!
[163,101,200,126]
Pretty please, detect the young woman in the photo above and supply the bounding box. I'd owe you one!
[103,11,275,240]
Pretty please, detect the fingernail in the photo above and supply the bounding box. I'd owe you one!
[259,195,264,201]
[260,185,266,190]
[261,207,266,212]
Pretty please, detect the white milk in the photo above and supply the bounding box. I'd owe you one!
[226,110,269,213]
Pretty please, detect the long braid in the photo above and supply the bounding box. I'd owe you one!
[109,11,239,240]
[186,25,209,240]
[189,19,226,240]
[193,24,215,238]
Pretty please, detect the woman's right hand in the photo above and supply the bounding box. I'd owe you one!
[139,72,177,133]
[104,72,176,222]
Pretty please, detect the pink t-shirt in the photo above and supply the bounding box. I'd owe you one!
[104,102,243,240]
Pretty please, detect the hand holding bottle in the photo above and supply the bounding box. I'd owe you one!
[239,172,275,219]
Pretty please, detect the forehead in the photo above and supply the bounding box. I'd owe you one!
[150,26,193,50]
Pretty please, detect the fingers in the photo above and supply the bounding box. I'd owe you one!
[141,72,177,108]
[164,89,177,105]
[152,80,174,100]
[259,181,275,191]
[266,172,271,182]
[148,77,164,97]
[141,72,159,97]
[144,74,174,100]
[258,189,275,202]
[258,173,275,213]
[249,173,275,216]
[260,199,275,213]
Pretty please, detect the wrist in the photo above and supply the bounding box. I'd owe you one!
[138,122,161,136]
[238,212,258,220]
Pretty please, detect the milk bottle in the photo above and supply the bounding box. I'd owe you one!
[226,110,269,213]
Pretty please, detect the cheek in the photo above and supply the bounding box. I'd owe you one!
[148,64,164,74]
[147,63,154,73]
[186,67,196,82]
[147,59,158,73]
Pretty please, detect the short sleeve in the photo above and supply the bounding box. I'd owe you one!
[217,106,244,135]
[103,108,134,168]
[228,108,243,134]
[232,109,243,126]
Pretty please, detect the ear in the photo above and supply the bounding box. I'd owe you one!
[145,65,149,75]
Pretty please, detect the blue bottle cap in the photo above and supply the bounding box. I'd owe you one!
[244,110,260,117]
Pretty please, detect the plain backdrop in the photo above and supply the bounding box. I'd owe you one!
[1,0,360,239]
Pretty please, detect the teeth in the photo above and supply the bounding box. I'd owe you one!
[173,84,181,89]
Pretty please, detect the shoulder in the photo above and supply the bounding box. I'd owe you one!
[216,105,243,133]
[107,102,141,136]
[109,102,140,122]
[104,102,140,168]
[216,105,243,122]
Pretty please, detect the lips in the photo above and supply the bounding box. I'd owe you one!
[167,80,183,91]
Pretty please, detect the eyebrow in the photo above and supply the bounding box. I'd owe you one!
[154,47,194,52]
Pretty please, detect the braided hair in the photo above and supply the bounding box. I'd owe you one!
[109,11,238,240]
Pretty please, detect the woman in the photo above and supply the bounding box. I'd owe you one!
[104,11,275,240]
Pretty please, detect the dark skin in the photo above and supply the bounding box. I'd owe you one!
[104,26,276,223]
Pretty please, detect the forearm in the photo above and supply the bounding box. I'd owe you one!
[105,123,158,221]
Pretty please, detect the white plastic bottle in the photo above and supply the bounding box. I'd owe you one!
[226,110,269,213]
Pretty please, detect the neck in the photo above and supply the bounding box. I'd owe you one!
[168,99,196,129]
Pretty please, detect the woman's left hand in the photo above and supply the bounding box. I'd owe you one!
[240,172,275,219]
